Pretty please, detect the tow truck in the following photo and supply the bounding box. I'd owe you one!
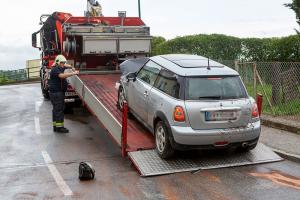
[32,2,282,176]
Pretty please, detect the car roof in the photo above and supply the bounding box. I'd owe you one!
[150,54,239,76]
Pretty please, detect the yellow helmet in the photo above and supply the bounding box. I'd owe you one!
[55,55,67,64]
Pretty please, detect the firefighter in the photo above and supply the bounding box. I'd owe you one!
[49,55,79,133]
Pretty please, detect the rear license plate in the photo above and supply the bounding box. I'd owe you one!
[205,111,237,121]
[65,92,76,97]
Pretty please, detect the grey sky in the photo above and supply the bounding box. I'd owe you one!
[0,0,296,70]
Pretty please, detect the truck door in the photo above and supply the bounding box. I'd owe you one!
[129,61,161,123]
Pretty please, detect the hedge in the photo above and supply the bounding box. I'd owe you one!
[151,34,300,62]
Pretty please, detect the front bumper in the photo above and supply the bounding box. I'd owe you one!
[64,92,81,105]
[170,121,261,149]
[64,97,81,103]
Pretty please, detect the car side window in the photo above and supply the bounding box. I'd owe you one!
[154,68,180,98]
[137,61,161,86]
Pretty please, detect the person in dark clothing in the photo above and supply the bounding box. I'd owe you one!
[49,55,79,133]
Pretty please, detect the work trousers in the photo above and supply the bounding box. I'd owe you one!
[49,92,65,127]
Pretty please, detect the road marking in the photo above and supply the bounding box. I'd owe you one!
[41,151,73,196]
[34,116,41,135]
[35,101,42,113]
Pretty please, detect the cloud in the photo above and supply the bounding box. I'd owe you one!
[0,0,297,69]
[0,43,38,70]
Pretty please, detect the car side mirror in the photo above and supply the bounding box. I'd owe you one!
[127,72,136,82]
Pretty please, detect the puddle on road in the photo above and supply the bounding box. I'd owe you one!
[250,171,300,190]
[85,137,94,141]
[14,192,37,199]
[65,108,91,124]
[200,171,221,183]
[65,115,89,124]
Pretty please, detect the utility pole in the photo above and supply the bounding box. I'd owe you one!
[138,0,141,18]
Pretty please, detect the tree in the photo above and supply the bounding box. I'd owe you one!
[285,0,300,33]
[151,36,166,55]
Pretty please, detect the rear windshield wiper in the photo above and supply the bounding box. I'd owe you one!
[198,96,222,100]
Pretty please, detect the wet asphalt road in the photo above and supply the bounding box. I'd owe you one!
[1,83,300,200]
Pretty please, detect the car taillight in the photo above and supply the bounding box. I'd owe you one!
[173,106,185,122]
[252,103,259,118]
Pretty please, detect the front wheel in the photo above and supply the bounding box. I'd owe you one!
[117,86,125,111]
[155,121,175,159]
[41,82,50,99]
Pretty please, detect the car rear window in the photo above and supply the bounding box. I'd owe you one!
[185,76,248,100]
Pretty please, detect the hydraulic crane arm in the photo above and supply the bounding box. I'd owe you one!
[86,0,103,17]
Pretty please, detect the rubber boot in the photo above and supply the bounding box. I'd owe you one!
[56,127,69,133]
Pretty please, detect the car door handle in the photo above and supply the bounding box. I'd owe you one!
[144,91,148,97]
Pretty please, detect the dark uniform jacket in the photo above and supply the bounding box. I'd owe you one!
[49,65,68,93]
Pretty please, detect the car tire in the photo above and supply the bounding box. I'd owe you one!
[237,142,258,152]
[117,86,134,119]
[117,86,125,111]
[155,121,175,159]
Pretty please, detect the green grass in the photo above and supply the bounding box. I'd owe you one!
[0,77,12,85]
[245,84,300,116]
[0,77,7,84]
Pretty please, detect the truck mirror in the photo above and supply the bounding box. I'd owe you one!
[32,31,40,48]
[32,33,37,48]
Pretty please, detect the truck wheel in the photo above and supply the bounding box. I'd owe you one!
[41,82,50,99]
[155,121,175,159]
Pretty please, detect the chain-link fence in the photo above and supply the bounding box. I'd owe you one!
[234,62,300,121]
[0,66,40,85]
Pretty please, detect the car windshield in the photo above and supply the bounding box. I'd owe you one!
[120,57,149,75]
[185,76,248,100]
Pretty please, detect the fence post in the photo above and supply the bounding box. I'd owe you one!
[255,67,275,115]
[253,62,257,98]
[234,60,239,72]
[271,62,281,105]
[27,67,30,80]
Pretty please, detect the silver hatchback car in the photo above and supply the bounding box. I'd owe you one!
[117,54,261,159]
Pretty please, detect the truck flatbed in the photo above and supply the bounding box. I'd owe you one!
[75,74,155,151]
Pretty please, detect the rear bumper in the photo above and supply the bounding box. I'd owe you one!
[170,121,261,149]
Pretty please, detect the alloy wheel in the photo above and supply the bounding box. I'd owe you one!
[156,125,166,153]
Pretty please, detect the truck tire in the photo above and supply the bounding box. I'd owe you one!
[155,121,175,159]
[40,68,50,100]
[41,82,50,99]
